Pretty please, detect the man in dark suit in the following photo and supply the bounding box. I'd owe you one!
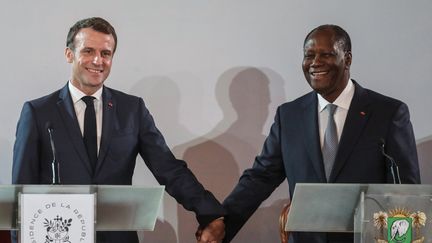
[198,24,421,242]
[12,17,225,243]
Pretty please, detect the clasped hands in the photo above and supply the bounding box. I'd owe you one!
[195,218,225,243]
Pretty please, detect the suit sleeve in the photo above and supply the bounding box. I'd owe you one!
[12,102,41,184]
[385,102,420,183]
[222,106,286,242]
[136,98,225,226]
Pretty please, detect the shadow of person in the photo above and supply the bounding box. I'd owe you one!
[129,76,189,243]
[140,219,177,243]
[174,67,287,243]
[416,135,432,183]
[129,76,194,145]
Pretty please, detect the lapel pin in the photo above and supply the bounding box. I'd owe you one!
[108,101,113,108]
[360,111,366,116]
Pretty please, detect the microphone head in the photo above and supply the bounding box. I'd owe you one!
[45,121,53,131]
[379,138,385,147]
[378,138,386,153]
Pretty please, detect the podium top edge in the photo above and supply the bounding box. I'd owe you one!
[0,184,165,189]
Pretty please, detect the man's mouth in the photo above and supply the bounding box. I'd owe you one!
[86,68,103,73]
[310,70,329,77]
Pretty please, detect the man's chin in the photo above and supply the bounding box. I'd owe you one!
[86,78,106,87]
[309,80,330,92]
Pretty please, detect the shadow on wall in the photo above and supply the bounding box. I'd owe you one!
[140,219,177,243]
[173,67,287,243]
[129,76,193,143]
[417,135,432,184]
[129,76,190,243]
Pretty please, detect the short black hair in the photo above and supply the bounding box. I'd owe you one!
[304,24,351,52]
[66,17,117,52]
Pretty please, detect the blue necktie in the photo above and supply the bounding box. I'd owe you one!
[82,96,97,172]
[322,104,338,180]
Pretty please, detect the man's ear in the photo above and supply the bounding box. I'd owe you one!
[65,47,74,63]
[345,51,352,69]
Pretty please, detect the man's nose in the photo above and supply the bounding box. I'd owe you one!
[92,54,103,65]
[311,55,323,66]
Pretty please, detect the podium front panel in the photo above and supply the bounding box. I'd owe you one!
[356,192,432,243]
[287,183,432,243]
[286,183,365,232]
[95,185,164,231]
[0,185,164,231]
[0,186,16,229]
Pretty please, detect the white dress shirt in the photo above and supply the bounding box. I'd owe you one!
[318,79,355,149]
[68,81,103,153]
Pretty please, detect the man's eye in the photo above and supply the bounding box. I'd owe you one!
[102,52,112,58]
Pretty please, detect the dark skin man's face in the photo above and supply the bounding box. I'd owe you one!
[302,28,352,103]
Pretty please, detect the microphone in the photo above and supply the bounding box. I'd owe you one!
[379,138,401,184]
[46,122,60,184]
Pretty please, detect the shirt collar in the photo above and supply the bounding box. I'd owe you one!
[318,79,355,112]
[68,81,103,104]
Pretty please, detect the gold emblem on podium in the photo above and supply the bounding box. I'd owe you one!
[373,208,426,243]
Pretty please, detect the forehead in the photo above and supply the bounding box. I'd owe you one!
[303,29,341,51]
[74,28,115,50]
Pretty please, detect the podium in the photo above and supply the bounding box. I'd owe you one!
[286,183,432,242]
[0,185,164,242]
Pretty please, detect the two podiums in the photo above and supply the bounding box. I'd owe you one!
[286,183,432,242]
[0,185,164,242]
[2,184,430,242]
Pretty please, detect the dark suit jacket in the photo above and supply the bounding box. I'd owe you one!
[12,84,225,243]
[222,81,420,243]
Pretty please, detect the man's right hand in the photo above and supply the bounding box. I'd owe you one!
[195,218,225,243]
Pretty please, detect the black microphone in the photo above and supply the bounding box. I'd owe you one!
[379,138,401,184]
[46,122,60,184]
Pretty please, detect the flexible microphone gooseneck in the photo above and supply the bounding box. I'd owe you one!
[46,122,60,184]
[379,138,401,184]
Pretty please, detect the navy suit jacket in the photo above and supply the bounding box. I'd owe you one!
[12,84,225,243]
[222,81,420,243]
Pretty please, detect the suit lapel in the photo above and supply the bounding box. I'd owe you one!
[94,87,114,175]
[57,84,93,174]
[300,93,327,182]
[329,82,371,181]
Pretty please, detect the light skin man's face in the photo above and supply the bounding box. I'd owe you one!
[302,28,352,103]
[65,27,115,95]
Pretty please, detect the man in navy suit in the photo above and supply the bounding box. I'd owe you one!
[12,17,225,243]
[198,24,421,242]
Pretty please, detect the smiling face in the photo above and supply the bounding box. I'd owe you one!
[302,28,352,102]
[65,27,115,95]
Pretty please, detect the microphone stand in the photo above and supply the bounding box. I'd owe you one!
[47,127,60,184]
[380,143,401,184]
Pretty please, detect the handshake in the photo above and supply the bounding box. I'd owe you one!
[195,218,225,243]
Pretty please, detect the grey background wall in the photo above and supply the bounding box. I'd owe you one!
[1,1,431,242]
